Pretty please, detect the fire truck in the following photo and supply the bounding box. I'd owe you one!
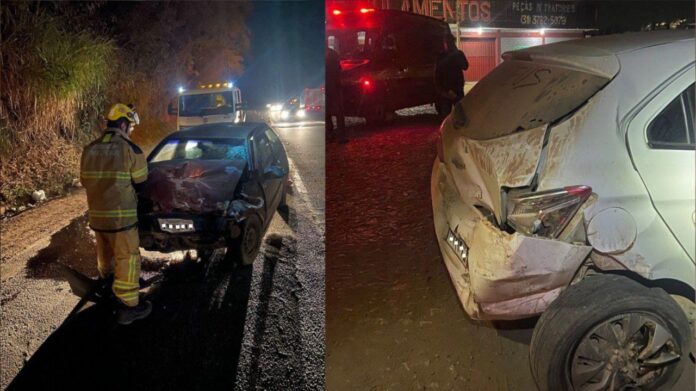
[168,82,245,130]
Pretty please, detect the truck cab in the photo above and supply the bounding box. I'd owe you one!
[169,82,245,130]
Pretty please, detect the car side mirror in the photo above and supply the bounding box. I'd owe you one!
[168,102,178,115]
[263,165,286,179]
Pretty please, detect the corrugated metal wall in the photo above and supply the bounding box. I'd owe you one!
[460,38,496,82]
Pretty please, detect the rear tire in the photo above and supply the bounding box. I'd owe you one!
[278,186,288,212]
[226,214,262,266]
[530,274,691,391]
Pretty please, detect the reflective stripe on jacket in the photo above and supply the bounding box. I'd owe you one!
[80,128,148,231]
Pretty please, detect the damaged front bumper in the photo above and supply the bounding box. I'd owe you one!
[138,212,242,252]
[431,160,592,320]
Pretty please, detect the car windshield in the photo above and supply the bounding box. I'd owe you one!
[179,92,235,117]
[150,138,247,163]
[327,29,377,60]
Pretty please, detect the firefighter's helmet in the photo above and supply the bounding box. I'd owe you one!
[107,103,140,125]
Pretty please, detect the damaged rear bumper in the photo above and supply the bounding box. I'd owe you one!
[431,160,591,320]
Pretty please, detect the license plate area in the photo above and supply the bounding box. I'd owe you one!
[446,227,469,265]
[158,218,196,233]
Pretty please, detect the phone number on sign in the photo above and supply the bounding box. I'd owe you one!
[520,14,567,26]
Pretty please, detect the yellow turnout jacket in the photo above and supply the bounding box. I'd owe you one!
[80,128,148,231]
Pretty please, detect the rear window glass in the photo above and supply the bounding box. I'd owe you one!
[647,83,695,149]
[452,59,611,140]
[151,138,247,162]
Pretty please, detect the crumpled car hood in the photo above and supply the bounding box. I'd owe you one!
[141,159,245,213]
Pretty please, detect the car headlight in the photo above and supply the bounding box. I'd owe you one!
[280,110,290,119]
[296,109,306,118]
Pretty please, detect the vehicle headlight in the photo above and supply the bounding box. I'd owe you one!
[280,110,290,119]
[297,109,306,118]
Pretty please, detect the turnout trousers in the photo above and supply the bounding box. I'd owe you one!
[95,227,141,306]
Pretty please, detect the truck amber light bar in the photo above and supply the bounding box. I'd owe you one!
[199,82,233,89]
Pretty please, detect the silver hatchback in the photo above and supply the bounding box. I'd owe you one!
[432,30,694,390]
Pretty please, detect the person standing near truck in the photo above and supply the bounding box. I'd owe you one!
[80,103,151,325]
[435,33,469,117]
[326,46,347,143]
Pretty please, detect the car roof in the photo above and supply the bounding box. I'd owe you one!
[170,123,267,140]
[504,30,694,79]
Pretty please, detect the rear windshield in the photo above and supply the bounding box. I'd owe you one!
[453,59,611,140]
[150,138,247,163]
[327,29,378,60]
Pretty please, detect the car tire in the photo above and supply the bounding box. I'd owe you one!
[530,274,691,391]
[278,186,288,212]
[227,214,262,266]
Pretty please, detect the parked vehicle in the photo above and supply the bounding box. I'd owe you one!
[138,123,288,265]
[326,7,449,124]
[168,82,245,130]
[431,30,694,390]
[303,87,325,117]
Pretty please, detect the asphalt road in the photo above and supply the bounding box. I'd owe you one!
[1,121,325,391]
[325,108,695,391]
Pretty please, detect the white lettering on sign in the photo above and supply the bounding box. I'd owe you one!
[400,0,492,22]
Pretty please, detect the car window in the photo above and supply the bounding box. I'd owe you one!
[254,133,274,170]
[647,84,694,150]
[265,128,284,160]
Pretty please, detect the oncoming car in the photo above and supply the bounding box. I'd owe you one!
[431,31,694,390]
[138,123,289,265]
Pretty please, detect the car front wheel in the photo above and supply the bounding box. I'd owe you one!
[530,274,691,391]
[226,214,262,266]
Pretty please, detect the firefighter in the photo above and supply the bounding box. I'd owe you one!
[434,33,469,118]
[80,103,151,325]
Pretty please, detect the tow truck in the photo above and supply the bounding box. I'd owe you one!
[168,82,245,130]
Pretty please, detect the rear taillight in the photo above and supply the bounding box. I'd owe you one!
[340,59,370,71]
[359,76,373,90]
[506,185,591,238]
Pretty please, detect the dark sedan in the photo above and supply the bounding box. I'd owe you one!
[138,122,289,265]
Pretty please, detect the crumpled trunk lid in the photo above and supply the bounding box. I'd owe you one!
[141,159,245,213]
[442,52,617,221]
[445,125,547,221]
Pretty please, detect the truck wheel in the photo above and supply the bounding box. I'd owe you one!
[530,274,691,391]
[226,214,262,266]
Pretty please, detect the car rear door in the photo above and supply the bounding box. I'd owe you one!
[627,69,695,261]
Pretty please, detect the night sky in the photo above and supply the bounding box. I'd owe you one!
[237,0,325,108]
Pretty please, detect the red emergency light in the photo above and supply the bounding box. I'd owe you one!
[332,9,342,15]
[359,8,375,13]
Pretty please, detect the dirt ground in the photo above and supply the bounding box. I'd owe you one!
[325,109,695,391]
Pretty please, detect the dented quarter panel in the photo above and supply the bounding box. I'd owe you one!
[537,61,694,288]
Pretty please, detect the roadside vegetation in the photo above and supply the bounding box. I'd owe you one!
[0,1,249,208]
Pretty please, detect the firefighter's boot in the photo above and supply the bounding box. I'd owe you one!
[116,300,152,325]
